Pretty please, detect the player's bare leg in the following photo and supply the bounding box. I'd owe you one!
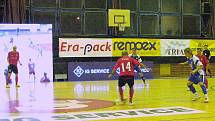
[119,87,124,101]
[15,74,20,87]
[129,87,134,105]
[6,73,12,88]
[115,87,126,104]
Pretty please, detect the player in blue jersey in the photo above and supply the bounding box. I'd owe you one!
[28,58,36,80]
[129,49,147,85]
[180,48,208,103]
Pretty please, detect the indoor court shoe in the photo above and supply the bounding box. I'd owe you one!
[115,98,127,104]
[128,102,134,106]
[6,85,10,88]
[16,85,20,88]
[192,95,200,101]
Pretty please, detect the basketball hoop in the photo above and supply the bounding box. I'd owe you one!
[118,24,125,32]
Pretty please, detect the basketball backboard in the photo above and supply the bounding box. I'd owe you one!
[108,9,130,27]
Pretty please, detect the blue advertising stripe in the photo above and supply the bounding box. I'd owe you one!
[68,62,153,81]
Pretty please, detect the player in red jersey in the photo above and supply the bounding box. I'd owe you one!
[196,48,209,89]
[6,46,22,88]
[108,51,143,105]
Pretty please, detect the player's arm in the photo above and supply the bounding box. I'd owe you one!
[110,69,115,75]
[208,51,211,60]
[17,53,22,66]
[205,64,209,74]
[191,60,203,74]
[111,61,120,74]
[108,61,119,78]
[204,56,210,74]
[7,52,10,64]
[179,61,188,65]
[191,64,203,74]
[18,60,22,65]
[108,69,116,78]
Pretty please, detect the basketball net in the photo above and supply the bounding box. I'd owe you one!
[118,24,125,32]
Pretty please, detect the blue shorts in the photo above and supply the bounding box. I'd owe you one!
[188,74,205,84]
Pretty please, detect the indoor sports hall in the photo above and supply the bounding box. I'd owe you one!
[0,0,215,121]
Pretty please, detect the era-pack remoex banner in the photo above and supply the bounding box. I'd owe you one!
[59,38,112,57]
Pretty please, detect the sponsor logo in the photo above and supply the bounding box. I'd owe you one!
[73,66,84,77]
[160,39,190,56]
[112,38,160,56]
[85,69,109,74]
[113,41,157,51]
[73,66,110,78]
[140,68,152,73]
[59,38,112,57]
[165,41,187,55]
[1,107,204,121]
[166,49,185,56]
[60,42,111,55]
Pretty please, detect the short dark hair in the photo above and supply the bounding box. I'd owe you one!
[13,46,17,49]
